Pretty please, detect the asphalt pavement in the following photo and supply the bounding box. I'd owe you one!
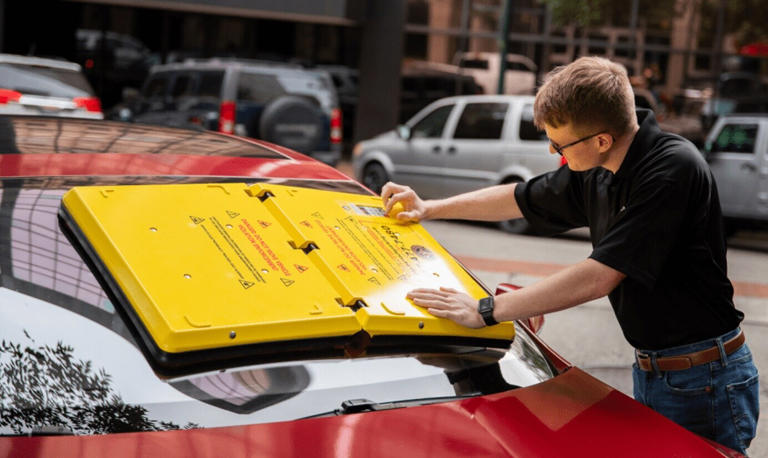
[335,160,768,456]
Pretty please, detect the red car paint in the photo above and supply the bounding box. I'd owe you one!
[2,368,737,458]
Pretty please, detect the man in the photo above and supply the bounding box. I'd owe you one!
[382,57,758,454]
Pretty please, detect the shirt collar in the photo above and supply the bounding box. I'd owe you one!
[614,109,660,181]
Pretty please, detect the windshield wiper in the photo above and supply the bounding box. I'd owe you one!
[301,394,481,419]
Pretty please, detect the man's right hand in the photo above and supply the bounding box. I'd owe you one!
[381,182,429,222]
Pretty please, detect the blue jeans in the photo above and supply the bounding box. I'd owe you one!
[632,328,759,455]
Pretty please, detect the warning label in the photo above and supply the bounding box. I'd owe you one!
[196,216,265,287]
[239,218,291,278]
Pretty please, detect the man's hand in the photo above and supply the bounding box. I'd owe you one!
[407,287,485,328]
[381,182,428,222]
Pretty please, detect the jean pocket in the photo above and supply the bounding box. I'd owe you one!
[726,373,759,451]
[656,367,714,438]
[663,365,712,395]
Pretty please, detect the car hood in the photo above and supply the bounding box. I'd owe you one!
[3,367,735,457]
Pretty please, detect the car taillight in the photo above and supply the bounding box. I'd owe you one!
[330,108,342,144]
[0,89,22,104]
[219,101,236,134]
[73,97,102,113]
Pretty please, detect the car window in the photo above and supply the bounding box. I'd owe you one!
[142,74,170,99]
[237,73,286,104]
[453,102,508,140]
[171,74,195,98]
[198,71,224,98]
[411,104,453,139]
[710,123,758,154]
[519,103,546,141]
[460,59,489,70]
[0,63,94,98]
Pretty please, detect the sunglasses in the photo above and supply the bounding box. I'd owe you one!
[549,131,609,156]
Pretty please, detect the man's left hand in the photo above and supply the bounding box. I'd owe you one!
[406,287,485,328]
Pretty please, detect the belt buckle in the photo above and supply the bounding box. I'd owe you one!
[635,350,650,360]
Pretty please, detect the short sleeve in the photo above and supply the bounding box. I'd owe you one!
[514,166,588,235]
[589,177,690,289]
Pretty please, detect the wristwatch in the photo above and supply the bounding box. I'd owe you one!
[477,296,498,326]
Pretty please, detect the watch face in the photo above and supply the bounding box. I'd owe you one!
[479,297,496,325]
[479,297,492,313]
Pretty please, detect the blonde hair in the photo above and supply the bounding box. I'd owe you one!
[534,56,636,136]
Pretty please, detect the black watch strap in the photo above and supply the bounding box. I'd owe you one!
[478,296,498,326]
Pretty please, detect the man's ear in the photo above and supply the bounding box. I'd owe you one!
[598,133,613,151]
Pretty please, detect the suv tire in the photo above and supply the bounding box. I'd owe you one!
[259,95,325,155]
[361,162,389,194]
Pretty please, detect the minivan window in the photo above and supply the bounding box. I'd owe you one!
[711,123,758,154]
[519,103,546,141]
[411,104,453,138]
[453,102,508,140]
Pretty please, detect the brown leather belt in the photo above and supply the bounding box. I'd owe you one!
[636,330,745,372]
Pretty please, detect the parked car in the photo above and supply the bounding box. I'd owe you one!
[75,29,153,108]
[353,94,562,232]
[454,51,537,95]
[129,58,343,165]
[0,116,742,457]
[703,113,768,233]
[0,54,103,119]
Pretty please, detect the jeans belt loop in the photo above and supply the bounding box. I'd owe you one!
[650,353,662,377]
[716,336,728,367]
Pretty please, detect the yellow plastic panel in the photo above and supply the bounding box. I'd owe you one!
[61,183,360,353]
[248,184,515,341]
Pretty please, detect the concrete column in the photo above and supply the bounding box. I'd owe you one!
[666,0,695,95]
[427,0,456,64]
[354,0,406,142]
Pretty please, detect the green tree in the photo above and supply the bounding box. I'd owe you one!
[540,0,682,30]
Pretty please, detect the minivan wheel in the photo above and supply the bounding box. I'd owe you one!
[498,177,531,234]
[362,162,389,194]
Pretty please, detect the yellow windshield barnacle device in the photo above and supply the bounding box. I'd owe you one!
[59,183,514,375]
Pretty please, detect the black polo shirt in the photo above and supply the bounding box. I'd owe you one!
[514,109,743,350]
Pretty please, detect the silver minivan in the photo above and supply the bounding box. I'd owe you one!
[352,95,562,231]
[704,114,768,232]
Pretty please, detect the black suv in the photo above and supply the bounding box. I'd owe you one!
[131,59,342,165]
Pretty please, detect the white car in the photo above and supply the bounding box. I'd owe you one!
[353,94,563,232]
[0,54,103,119]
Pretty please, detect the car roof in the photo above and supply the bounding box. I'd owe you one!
[0,53,82,72]
[150,58,312,75]
[429,94,536,104]
[0,116,351,181]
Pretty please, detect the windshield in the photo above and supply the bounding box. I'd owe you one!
[0,176,554,436]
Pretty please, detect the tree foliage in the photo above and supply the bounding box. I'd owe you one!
[540,0,678,29]
[541,0,768,48]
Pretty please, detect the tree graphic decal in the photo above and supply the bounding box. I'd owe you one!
[0,332,193,435]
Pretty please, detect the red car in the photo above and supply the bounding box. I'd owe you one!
[0,116,742,457]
